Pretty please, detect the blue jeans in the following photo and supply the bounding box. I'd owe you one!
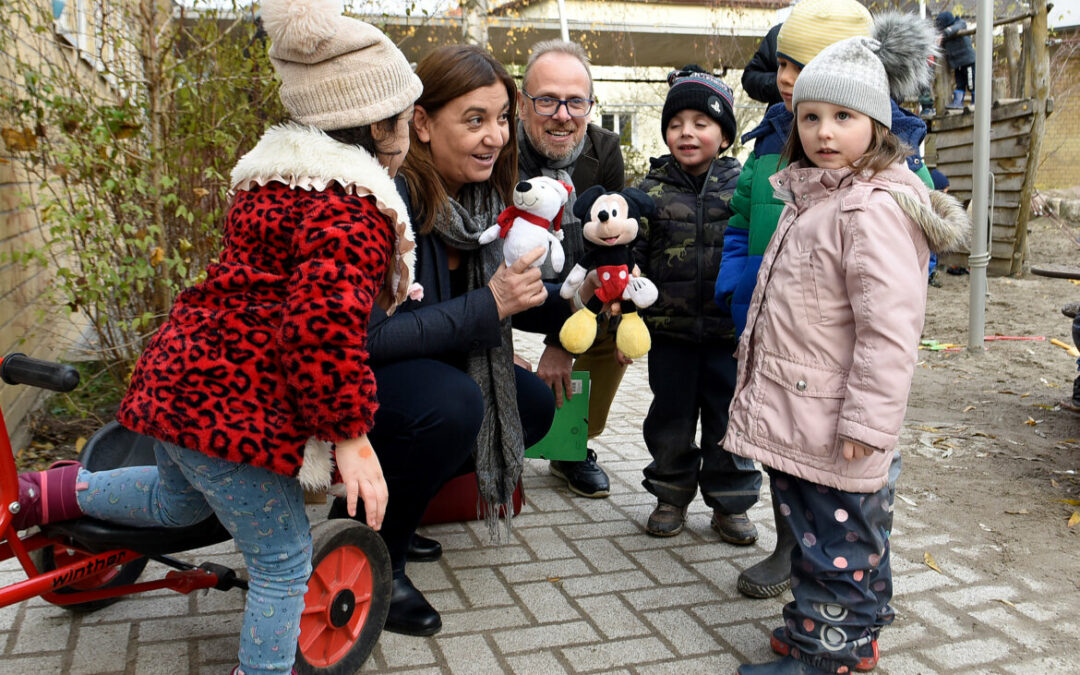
[77,440,311,675]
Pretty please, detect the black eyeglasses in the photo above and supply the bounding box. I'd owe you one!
[522,91,595,118]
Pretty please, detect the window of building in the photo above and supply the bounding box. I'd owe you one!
[601,112,634,147]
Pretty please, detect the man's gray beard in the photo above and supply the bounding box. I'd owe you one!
[537,136,578,162]
[532,127,585,163]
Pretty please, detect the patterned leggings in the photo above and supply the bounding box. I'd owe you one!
[76,440,311,675]
[767,453,900,673]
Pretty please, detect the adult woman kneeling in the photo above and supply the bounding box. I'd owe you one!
[329,44,563,637]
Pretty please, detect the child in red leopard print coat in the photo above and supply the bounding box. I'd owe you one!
[13,2,422,673]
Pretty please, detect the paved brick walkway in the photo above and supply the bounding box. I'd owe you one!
[1,333,1076,673]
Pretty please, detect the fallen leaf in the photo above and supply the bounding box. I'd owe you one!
[994,598,1016,608]
[1057,499,1080,506]
[150,247,165,266]
[914,425,942,432]
[75,437,87,453]
[546,576,561,583]
[1004,509,1029,515]
[1069,512,1080,528]
[1020,392,1031,399]
[1024,417,1039,426]
[963,405,976,412]
[924,551,943,574]
[972,431,996,438]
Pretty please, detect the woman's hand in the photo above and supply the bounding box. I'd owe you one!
[489,246,548,318]
[335,434,388,530]
[841,440,875,461]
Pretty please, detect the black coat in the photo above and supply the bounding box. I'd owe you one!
[571,124,626,194]
[741,24,782,106]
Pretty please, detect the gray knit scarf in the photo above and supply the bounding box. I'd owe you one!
[432,184,523,541]
[517,121,586,282]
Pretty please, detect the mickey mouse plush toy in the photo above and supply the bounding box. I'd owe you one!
[559,185,658,359]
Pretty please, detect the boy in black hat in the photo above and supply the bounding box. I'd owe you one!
[633,66,761,540]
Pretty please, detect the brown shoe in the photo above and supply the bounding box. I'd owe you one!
[646,502,687,537]
[711,511,758,545]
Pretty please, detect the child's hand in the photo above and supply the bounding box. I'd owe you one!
[335,435,388,530]
[841,440,874,461]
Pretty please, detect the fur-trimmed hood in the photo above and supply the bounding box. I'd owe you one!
[889,188,971,255]
[231,122,416,316]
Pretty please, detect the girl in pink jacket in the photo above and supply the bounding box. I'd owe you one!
[728,37,968,675]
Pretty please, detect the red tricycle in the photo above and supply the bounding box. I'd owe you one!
[0,353,391,673]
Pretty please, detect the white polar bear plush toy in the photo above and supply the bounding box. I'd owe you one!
[479,176,572,273]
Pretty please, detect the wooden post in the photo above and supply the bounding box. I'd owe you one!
[1012,3,1049,276]
[934,57,950,114]
[1004,24,1022,97]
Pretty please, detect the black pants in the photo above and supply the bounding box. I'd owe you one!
[330,359,554,575]
[954,64,975,94]
[641,337,761,513]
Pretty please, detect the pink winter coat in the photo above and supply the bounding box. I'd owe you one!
[722,161,969,493]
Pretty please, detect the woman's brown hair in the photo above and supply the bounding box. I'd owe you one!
[399,44,519,233]
[782,111,910,177]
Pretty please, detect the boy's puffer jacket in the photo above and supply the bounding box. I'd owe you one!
[635,155,741,343]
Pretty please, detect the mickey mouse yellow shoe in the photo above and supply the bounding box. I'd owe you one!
[615,312,651,359]
[559,307,598,355]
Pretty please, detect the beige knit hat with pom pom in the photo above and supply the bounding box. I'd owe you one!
[261,0,422,130]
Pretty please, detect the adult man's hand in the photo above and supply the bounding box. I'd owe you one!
[489,247,548,319]
[536,343,574,407]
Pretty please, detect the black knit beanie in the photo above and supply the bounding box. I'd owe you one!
[660,65,737,145]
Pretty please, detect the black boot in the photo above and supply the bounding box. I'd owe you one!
[384,575,441,636]
[737,495,795,598]
[407,533,443,562]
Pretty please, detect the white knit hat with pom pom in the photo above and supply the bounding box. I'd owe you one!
[261,0,422,130]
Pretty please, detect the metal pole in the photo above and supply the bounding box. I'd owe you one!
[967,0,993,353]
[556,0,569,41]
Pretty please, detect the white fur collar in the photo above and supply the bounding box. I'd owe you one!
[231,123,416,314]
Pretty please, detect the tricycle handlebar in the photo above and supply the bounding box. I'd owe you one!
[0,354,79,392]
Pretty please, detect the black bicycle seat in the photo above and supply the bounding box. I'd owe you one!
[46,422,232,554]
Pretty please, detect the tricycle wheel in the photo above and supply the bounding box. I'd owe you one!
[30,544,148,612]
[295,519,391,674]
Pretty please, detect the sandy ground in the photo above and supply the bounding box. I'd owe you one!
[901,213,1080,593]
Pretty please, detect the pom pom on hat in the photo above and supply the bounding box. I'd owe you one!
[261,0,343,55]
[872,11,939,102]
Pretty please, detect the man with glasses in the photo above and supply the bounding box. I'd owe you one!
[517,40,626,499]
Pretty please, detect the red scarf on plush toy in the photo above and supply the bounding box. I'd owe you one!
[495,205,565,238]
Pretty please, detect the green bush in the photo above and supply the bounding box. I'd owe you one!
[0,0,283,385]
